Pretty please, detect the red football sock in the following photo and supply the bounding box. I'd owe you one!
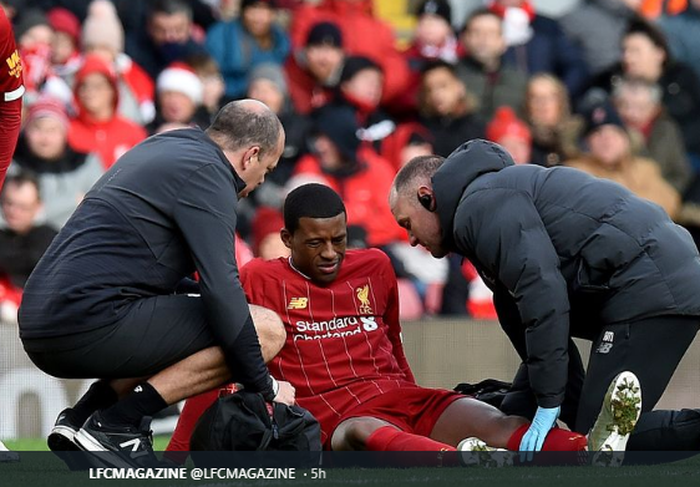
[366,426,456,451]
[507,424,588,451]
[365,426,457,467]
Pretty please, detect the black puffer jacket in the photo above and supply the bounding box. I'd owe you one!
[433,139,700,407]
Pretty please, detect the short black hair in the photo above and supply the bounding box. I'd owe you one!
[283,183,346,234]
[420,59,458,78]
[149,0,192,19]
[464,7,501,33]
[625,18,670,63]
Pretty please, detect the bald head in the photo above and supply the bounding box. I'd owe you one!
[206,99,284,158]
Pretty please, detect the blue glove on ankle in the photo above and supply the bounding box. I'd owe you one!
[519,405,560,462]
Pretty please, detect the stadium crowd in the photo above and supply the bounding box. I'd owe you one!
[2,0,700,321]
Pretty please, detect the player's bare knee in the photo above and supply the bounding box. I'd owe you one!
[331,417,389,451]
[248,304,286,362]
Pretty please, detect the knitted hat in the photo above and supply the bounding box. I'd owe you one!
[306,21,343,48]
[81,0,125,53]
[157,62,204,105]
[582,100,625,137]
[486,106,531,144]
[312,104,360,162]
[47,7,81,45]
[416,0,452,25]
[26,96,70,132]
[249,63,288,96]
[339,56,381,84]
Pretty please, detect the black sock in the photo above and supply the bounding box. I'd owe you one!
[72,380,119,425]
[99,382,168,428]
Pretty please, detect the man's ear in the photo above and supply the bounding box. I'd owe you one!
[242,146,261,171]
[417,185,436,212]
[280,228,293,249]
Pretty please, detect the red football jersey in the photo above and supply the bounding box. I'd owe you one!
[241,249,416,442]
[0,9,23,102]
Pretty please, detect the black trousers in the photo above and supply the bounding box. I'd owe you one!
[23,294,215,379]
[498,315,700,449]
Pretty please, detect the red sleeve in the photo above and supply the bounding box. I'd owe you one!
[0,9,24,189]
[379,252,416,383]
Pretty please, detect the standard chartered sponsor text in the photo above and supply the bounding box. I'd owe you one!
[293,316,378,341]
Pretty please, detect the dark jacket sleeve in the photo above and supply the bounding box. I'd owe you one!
[173,164,274,399]
[456,188,570,408]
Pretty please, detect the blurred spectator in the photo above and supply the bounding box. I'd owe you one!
[456,8,527,121]
[612,76,692,193]
[149,62,210,132]
[381,122,434,171]
[250,205,289,260]
[127,0,207,80]
[293,103,403,248]
[46,7,81,80]
[406,0,461,68]
[289,0,410,110]
[186,52,225,117]
[285,20,344,114]
[524,73,583,167]
[16,9,73,105]
[11,97,104,228]
[206,0,290,101]
[334,55,396,157]
[659,0,700,81]
[0,171,57,290]
[590,19,700,167]
[68,55,147,169]
[82,0,156,125]
[247,62,310,208]
[419,61,484,157]
[565,99,680,219]
[486,106,531,164]
[487,0,589,98]
[561,0,640,77]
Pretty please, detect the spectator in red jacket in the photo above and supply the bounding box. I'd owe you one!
[68,55,147,169]
[285,20,345,115]
[293,103,403,248]
[289,0,410,110]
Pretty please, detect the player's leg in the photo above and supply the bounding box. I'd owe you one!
[576,316,699,448]
[331,416,458,452]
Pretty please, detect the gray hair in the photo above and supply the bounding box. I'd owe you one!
[392,154,445,199]
[206,100,283,158]
[612,76,663,105]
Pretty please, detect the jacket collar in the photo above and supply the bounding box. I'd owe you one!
[433,139,514,251]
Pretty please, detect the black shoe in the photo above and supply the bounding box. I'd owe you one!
[73,411,159,468]
[48,408,94,470]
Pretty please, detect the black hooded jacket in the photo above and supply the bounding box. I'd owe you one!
[433,140,700,408]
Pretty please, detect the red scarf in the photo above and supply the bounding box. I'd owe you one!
[488,1,536,21]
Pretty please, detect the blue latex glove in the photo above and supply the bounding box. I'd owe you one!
[519,405,560,462]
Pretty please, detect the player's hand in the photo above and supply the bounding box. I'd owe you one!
[274,380,296,406]
[519,405,560,462]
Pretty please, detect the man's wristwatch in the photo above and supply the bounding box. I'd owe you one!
[270,376,279,398]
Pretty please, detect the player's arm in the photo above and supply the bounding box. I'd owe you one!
[380,252,416,383]
[457,189,570,409]
[173,164,275,400]
[0,9,24,190]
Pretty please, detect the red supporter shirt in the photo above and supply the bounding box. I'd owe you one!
[166,249,416,452]
[0,8,24,189]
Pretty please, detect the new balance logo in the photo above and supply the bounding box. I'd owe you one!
[134,385,143,393]
[119,438,148,458]
[602,331,615,343]
[288,297,308,310]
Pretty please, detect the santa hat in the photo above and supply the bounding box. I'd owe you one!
[486,106,531,144]
[157,63,204,105]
